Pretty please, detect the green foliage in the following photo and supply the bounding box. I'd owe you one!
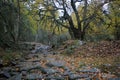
[2,50,23,62]
[104,0,120,40]
[0,0,18,47]
[0,0,39,46]
[84,0,120,41]
[2,53,14,61]
[19,14,36,41]
[34,28,70,46]
[64,47,74,55]
[0,0,120,50]
[85,32,115,42]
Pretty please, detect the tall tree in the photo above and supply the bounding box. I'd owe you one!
[36,0,108,40]
[0,0,36,48]
[14,0,20,42]
[106,0,120,40]
[0,0,18,47]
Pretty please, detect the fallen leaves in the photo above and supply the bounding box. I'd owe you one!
[0,40,120,79]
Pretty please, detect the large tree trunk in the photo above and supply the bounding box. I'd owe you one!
[115,25,120,40]
[68,27,85,40]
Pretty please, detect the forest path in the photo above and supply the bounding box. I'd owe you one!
[0,40,120,80]
[8,51,119,80]
[7,53,106,80]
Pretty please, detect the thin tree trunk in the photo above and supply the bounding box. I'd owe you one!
[14,0,20,43]
[35,22,39,42]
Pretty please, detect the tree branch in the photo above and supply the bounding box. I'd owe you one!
[71,0,81,30]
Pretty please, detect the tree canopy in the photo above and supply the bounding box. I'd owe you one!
[0,0,120,48]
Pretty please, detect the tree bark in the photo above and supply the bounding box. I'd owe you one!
[14,0,20,43]
[68,27,85,40]
[115,25,120,40]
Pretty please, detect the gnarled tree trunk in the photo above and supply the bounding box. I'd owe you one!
[68,27,85,40]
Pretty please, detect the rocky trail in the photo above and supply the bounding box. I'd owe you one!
[0,40,120,80]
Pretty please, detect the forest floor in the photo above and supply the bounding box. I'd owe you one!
[0,40,120,80]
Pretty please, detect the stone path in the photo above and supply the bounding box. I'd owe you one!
[0,52,119,80]
[0,43,120,80]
